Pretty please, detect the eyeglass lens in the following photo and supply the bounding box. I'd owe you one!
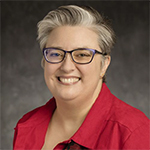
[45,49,64,63]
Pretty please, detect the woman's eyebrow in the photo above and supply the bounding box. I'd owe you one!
[45,46,63,49]
[45,46,91,50]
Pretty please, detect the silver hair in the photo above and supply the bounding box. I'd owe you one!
[37,5,116,82]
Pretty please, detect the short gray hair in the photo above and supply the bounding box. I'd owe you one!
[37,5,116,82]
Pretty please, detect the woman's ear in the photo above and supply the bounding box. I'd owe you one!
[100,56,111,78]
[41,57,45,69]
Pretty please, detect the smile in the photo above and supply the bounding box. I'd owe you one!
[57,77,80,84]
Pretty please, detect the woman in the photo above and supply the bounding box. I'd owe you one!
[13,5,149,150]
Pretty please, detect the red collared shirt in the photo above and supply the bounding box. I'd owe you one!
[13,83,149,149]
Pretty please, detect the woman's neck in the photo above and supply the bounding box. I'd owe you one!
[52,101,91,135]
[56,99,92,123]
[52,81,103,133]
[53,92,100,132]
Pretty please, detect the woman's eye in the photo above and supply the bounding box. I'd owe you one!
[77,53,91,57]
[50,53,60,57]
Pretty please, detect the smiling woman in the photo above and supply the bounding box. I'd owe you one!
[13,5,149,150]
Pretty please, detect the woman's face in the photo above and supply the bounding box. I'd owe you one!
[44,26,110,103]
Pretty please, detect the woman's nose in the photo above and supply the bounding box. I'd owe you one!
[60,53,76,73]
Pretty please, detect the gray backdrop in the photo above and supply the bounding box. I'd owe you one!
[1,1,149,149]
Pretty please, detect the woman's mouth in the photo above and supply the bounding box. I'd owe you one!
[57,77,81,84]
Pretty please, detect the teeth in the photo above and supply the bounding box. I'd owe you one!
[59,77,79,84]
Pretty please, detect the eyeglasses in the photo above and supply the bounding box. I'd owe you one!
[43,47,107,64]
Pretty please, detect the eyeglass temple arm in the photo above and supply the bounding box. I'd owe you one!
[96,51,107,56]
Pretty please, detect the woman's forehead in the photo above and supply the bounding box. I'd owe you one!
[46,26,100,50]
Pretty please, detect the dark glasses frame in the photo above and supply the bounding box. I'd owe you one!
[43,47,107,64]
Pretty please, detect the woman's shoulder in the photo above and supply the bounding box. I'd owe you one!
[16,98,56,127]
[94,92,149,149]
[107,94,149,132]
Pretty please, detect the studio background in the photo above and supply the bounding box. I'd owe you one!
[1,1,149,149]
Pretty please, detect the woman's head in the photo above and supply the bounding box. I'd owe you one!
[37,5,115,82]
[43,26,111,102]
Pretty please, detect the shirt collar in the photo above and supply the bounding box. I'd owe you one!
[71,83,113,149]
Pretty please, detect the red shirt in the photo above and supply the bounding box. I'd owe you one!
[13,83,149,149]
